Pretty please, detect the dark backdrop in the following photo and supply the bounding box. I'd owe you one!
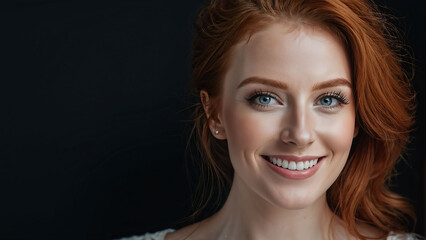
[1,0,424,239]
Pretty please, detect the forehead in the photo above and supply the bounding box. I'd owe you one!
[223,22,351,89]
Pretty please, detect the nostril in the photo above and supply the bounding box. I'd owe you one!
[280,128,314,147]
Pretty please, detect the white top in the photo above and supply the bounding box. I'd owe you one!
[117,229,422,240]
[117,229,175,240]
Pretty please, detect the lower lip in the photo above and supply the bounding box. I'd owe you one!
[263,156,323,180]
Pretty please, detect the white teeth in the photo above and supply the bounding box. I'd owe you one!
[282,160,288,168]
[268,157,320,171]
[296,162,304,170]
[288,161,297,170]
[304,161,310,169]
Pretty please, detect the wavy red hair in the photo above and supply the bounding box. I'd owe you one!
[186,0,416,239]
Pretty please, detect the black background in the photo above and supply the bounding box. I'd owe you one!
[1,0,424,239]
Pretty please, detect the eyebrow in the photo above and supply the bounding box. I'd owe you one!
[311,78,352,91]
[237,76,352,90]
[237,77,288,90]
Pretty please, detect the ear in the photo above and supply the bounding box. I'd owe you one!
[200,90,227,140]
[353,123,359,138]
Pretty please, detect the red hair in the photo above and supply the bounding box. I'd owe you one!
[187,0,416,239]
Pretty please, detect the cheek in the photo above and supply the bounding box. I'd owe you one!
[223,103,277,153]
[223,105,259,150]
[317,111,356,154]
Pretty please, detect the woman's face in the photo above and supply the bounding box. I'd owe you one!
[212,22,357,209]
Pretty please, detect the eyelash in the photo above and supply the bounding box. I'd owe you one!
[246,90,280,109]
[320,91,349,105]
[246,90,349,110]
[318,91,349,111]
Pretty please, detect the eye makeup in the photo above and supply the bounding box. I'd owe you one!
[245,88,350,112]
[246,89,282,110]
[318,91,349,105]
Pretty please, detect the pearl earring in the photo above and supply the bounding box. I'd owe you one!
[215,129,219,135]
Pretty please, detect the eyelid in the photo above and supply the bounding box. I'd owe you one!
[314,91,349,113]
[316,91,349,105]
[246,90,284,110]
[247,90,283,104]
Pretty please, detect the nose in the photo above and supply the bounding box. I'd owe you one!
[280,106,315,148]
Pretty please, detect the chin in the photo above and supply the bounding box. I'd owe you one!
[267,189,324,210]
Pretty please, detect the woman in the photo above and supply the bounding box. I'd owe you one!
[122,0,420,239]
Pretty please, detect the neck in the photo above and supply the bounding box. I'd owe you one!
[198,175,349,240]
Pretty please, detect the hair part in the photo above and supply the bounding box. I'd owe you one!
[186,0,416,239]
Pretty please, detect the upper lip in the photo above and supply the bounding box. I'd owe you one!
[264,155,324,162]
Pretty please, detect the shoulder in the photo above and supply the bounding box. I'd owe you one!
[164,222,203,240]
[387,232,424,240]
[116,229,175,240]
[354,223,424,240]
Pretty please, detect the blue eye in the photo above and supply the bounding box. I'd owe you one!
[247,91,279,109]
[257,95,277,105]
[318,96,339,106]
[316,91,349,110]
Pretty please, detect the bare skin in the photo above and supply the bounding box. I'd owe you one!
[166,186,381,240]
[166,22,382,240]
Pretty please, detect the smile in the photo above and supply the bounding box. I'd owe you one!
[263,156,324,171]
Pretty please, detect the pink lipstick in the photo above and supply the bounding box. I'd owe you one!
[263,155,325,180]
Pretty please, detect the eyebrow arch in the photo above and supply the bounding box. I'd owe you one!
[237,77,288,90]
[311,78,352,91]
[237,76,352,91]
